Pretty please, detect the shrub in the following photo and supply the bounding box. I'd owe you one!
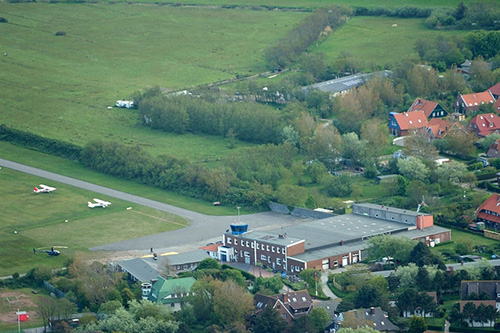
[55,31,66,36]
[0,17,8,23]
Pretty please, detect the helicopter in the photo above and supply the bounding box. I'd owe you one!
[33,246,66,256]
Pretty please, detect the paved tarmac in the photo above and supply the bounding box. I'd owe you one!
[0,158,310,253]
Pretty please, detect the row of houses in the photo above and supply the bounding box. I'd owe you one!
[388,82,500,139]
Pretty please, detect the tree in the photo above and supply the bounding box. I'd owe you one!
[252,276,284,295]
[197,258,221,270]
[462,302,476,327]
[397,157,429,182]
[469,57,496,92]
[212,279,253,326]
[360,121,389,160]
[403,132,438,161]
[416,267,430,291]
[366,234,417,264]
[354,285,382,308]
[408,315,427,333]
[342,132,368,166]
[309,307,331,332]
[253,301,287,333]
[397,288,418,317]
[338,327,379,333]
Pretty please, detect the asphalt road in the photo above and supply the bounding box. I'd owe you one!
[0,158,309,253]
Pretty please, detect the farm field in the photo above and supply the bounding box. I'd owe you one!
[0,166,191,276]
[0,3,302,157]
[314,16,464,70]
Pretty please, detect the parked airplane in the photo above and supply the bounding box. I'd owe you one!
[34,184,56,193]
[88,198,111,208]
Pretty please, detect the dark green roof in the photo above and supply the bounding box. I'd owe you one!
[148,276,195,304]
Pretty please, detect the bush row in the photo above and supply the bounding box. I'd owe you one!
[354,6,432,18]
[0,124,82,160]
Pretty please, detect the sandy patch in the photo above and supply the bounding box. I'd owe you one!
[0,290,40,324]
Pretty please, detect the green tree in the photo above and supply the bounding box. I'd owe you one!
[197,258,221,270]
[366,234,417,264]
[397,157,429,182]
[253,301,287,333]
[308,307,331,332]
[408,315,427,333]
[416,266,430,291]
[354,285,382,308]
[252,276,284,295]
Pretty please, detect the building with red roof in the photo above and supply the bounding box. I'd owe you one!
[487,139,500,158]
[476,194,500,228]
[200,243,223,260]
[494,98,500,114]
[467,113,500,137]
[388,110,428,136]
[489,82,500,99]
[425,118,451,140]
[408,98,448,119]
[455,91,496,114]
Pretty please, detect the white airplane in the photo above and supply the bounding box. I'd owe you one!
[34,184,57,193]
[88,198,111,208]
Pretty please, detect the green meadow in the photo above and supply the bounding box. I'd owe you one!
[0,166,191,275]
[314,16,464,70]
[0,3,303,157]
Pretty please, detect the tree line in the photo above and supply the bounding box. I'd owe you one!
[136,88,283,144]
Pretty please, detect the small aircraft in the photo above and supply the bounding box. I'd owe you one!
[88,198,111,208]
[33,184,56,193]
[33,247,60,256]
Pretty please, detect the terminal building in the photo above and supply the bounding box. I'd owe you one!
[218,203,451,273]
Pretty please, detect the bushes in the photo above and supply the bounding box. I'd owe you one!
[0,17,8,23]
[0,124,81,159]
[55,31,66,36]
[354,6,432,18]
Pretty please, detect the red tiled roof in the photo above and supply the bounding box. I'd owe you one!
[487,139,500,158]
[460,91,495,109]
[494,99,500,113]
[489,82,500,96]
[393,111,428,130]
[468,113,500,136]
[477,193,500,224]
[408,98,438,118]
[200,243,222,252]
[427,118,450,139]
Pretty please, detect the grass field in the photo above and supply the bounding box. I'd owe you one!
[314,16,464,70]
[0,166,193,275]
[0,3,302,158]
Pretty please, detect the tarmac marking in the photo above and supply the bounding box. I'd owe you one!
[142,251,178,258]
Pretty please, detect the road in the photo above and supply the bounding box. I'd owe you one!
[0,158,310,253]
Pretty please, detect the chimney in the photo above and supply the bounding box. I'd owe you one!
[370,307,375,315]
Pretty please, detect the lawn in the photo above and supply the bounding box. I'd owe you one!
[0,3,303,157]
[314,16,464,70]
[0,166,191,275]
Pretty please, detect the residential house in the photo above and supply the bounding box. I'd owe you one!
[425,118,451,141]
[489,82,500,99]
[336,307,399,332]
[407,98,448,119]
[388,111,428,136]
[254,290,313,325]
[459,59,472,75]
[455,91,496,114]
[494,98,500,114]
[467,113,500,137]
[487,139,500,158]
[148,276,196,311]
[460,280,500,327]
[476,194,500,228]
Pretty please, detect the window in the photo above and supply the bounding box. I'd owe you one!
[227,238,232,244]
[234,239,238,245]
[277,247,280,253]
[334,260,338,266]
[246,241,249,247]
[251,242,254,248]
[296,265,300,271]
[272,246,275,252]
[267,245,270,251]
[277,258,281,265]
[261,254,267,260]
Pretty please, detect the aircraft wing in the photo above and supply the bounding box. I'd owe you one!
[93,198,111,206]
[39,184,56,192]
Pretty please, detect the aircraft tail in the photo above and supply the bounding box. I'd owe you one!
[34,187,39,192]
